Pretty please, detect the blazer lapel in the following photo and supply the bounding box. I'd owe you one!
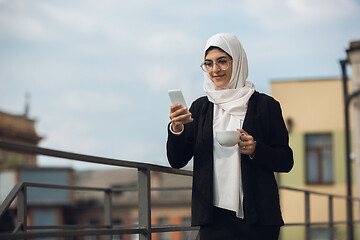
[243,91,258,134]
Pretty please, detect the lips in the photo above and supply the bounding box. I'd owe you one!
[213,75,225,80]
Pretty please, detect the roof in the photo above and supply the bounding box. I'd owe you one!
[0,111,42,144]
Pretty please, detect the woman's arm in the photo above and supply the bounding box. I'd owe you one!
[166,122,194,169]
[249,100,294,173]
[166,104,195,169]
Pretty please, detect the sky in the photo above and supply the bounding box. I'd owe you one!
[0,0,359,169]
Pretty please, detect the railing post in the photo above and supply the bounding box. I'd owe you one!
[340,59,355,240]
[138,168,151,240]
[104,189,112,240]
[17,185,27,233]
[328,196,334,240]
[305,192,311,240]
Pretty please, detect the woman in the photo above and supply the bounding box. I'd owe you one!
[167,33,293,240]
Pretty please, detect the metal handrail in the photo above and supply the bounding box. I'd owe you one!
[0,139,359,240]
[0,182,23,220]
[279,185,360,240]
[280,185,359,199]
[0,139,193,176]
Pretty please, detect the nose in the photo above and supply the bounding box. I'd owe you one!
[212,63,221,72]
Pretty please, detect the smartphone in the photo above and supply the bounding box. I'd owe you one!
[168,89,190,119]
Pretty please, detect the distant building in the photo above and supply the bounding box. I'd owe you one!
[73,168,192,240]
[271,77,357,240]
[0,108,75,238]
[0,110,42,169]
[0,167,74,229]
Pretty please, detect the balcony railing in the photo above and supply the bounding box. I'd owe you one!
[0,139,359,240]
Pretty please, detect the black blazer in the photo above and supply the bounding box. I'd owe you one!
[167,91,293,226]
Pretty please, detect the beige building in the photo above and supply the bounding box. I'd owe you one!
[0,110,42,169]
[271,77,358,239]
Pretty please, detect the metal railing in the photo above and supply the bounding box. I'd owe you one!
[279,185,360,240]
[0,139,199,240]
[0,139,359,240]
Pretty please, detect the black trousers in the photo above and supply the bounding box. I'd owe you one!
[200,207,280,240]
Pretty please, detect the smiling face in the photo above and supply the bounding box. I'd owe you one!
[204,47,233,89]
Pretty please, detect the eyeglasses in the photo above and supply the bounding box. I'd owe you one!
[200,58,232,72]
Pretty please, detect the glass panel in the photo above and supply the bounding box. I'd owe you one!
[308,150,319,183]
[306,134,332,147]
[310,227,330,240]
[158,218,170,240]
[33,208,57,240]
[322,149,333,183]
[132,219,139,240]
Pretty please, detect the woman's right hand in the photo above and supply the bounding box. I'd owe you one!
[169,104,193,133]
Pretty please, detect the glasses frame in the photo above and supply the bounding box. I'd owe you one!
[200,59,233,73]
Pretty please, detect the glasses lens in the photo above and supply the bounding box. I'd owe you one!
[201,62,212,72]
[218,59,229,70]
[201,59,231,72]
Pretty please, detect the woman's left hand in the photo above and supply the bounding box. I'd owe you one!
[237,129,256,156]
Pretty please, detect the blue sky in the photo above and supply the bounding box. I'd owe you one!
[0,0,359,169]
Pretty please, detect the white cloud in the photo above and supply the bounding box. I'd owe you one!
[287,0,359,21]
[120,140,168,166]
[242,0,360,30]
[140,62,202,96]
[40,2,98,35]
[141,63,180,91]
[140,32,202,56]
[0,1,66,42]
[40,116,101,154]
[59,90,128,114]
[0,13,53,42]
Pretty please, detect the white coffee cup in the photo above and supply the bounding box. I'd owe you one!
[215,130,241,147]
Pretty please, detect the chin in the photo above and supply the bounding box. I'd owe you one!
[211,79,230,89]
[214,83,227,89]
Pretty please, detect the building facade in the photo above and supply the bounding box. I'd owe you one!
[0,109,75,238]
[73,168,192,240]
[271,77,357,240]
[0,111,42,169]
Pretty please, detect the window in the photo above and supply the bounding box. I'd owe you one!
[158,217,170,240]
[310,227,335,240]
[132,219,139,240]
[112,219,122,240]
[86,219,99,240]
[306,134,333,184]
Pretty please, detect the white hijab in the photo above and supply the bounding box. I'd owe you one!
[203,33,255,117]
[204,33,255,217]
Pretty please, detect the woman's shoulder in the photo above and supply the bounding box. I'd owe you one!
[249,91,281,111]
[192,96,209,104]
[190,96,211,112]
[251,91,279,105]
